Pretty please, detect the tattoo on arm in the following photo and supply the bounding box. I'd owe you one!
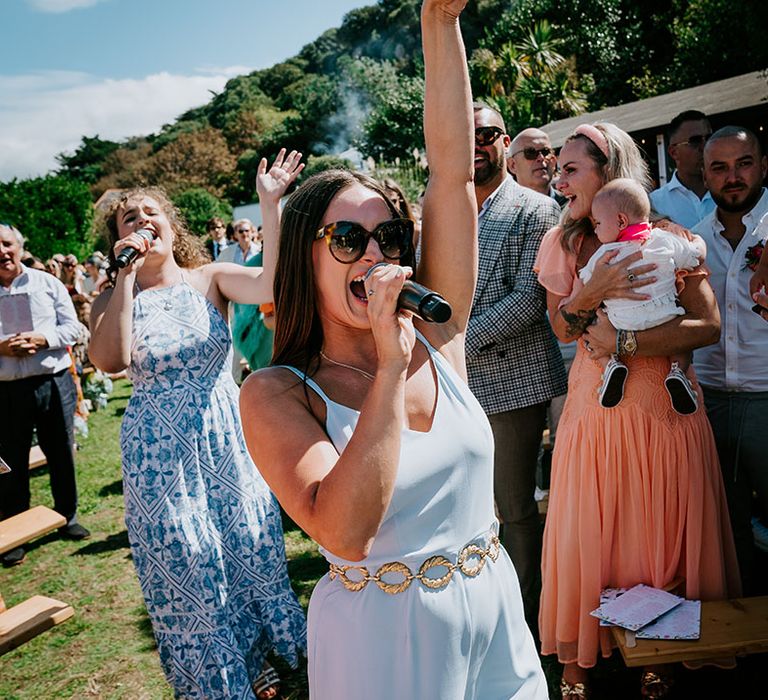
[560,307,597,338]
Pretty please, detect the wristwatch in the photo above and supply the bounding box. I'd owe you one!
[618,329,638,358]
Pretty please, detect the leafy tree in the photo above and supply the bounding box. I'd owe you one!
[206,74,271,130]
[138,127,237,198]
[470,20,586,135]
[92,137,154,197]
[340,57,425,161]
[298,28,344,75]
[258,59,309,101]
[0,175,95,259]
[56,135,121,184]
[668,0,768,91]
[151,117,210,152]
[301,155,355,181]
[172,188,233,237]
[221,104,290,153]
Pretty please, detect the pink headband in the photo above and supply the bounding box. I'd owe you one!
[573,124,610,159]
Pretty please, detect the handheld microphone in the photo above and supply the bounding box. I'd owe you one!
[116,229,154,269]
[365,263,452,323]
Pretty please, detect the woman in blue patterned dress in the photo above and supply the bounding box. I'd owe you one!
[239,2,546,698]
[89,152,306,699]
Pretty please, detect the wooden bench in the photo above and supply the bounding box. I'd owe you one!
[612,596,768,666]
[0,594,74,655]
[0,506,65,555]
[0,505,75,656]
[28,445,46,470]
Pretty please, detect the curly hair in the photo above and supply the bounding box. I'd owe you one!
[559,123,653,253]
[100,187,208,284]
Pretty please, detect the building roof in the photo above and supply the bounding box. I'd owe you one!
[541,71,768,146]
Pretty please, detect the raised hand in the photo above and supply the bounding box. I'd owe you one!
[256,148,304,205]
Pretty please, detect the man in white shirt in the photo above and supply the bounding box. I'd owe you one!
[216,219,261,265]
[693,126,768,594]
[0,224,90,566]
[650,110,715,229]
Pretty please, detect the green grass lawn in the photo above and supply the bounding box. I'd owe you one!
[0,379,323,700]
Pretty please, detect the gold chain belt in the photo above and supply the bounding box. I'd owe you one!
[328,534,501,595]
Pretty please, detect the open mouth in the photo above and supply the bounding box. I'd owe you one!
[350,275,367,302]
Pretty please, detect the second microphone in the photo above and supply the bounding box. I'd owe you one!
[116,229,155,269]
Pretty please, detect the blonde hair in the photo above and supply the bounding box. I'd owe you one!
[232,218,254,231]
[593,178,651,223]
[101,187,208,283]
[559,122,653,252]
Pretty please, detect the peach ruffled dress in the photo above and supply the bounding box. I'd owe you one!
[534,226,741,668]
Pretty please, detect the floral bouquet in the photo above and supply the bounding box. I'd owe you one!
[82,370,114,411]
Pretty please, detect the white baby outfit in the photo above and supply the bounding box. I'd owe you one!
[579,227,706,330]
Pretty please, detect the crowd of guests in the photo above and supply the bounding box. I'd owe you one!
[3,2,768,698]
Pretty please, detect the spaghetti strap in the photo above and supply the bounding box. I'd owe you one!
[277,365,333,406]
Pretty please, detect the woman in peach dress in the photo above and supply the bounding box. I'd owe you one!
[534,123,741,699]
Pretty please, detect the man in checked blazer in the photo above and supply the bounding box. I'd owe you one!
[468,103,567,635]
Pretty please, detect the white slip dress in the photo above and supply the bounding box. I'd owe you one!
[282,331,546,699]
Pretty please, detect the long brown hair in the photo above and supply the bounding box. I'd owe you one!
[272,169,413,373]
[101,187,208,284]
[559,122,653,253]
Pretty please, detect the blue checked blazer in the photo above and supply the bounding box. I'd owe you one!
[466,177,568,414]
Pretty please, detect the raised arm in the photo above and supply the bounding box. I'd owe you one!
[417,0,475,366]
[208,149,303,305]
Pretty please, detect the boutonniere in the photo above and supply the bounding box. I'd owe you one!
[745,241,766,271]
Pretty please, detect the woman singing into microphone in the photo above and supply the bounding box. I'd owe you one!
[238,2,546,698]
[89,151,307,699]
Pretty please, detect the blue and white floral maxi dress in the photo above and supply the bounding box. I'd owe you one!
[120,282,306,699]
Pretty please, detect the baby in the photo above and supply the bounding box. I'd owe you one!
[580,178,706,414]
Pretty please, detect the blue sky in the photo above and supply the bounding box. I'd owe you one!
[1,0,367,180]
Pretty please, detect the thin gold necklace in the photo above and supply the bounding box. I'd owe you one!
[319,351,375,381]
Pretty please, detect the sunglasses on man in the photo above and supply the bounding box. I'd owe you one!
[510,146,555,161]
[672,133,711,148]
[315,219,413,264]
[475,126,505,147]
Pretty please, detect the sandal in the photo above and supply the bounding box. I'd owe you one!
[253,662,280,700]
[640,669,674,698]
[560,677,588,699]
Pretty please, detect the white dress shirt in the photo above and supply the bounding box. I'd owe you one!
[0,267,81,380]
[650,171,716,229]
[693,188,768,391]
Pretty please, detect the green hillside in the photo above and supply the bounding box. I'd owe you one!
[4,0,767,255]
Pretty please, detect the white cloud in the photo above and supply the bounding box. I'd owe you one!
[26,0,107,13]
[0,68,252,181]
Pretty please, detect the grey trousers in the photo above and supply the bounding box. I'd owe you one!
[703,386,768,595]
[488,402,547,638]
